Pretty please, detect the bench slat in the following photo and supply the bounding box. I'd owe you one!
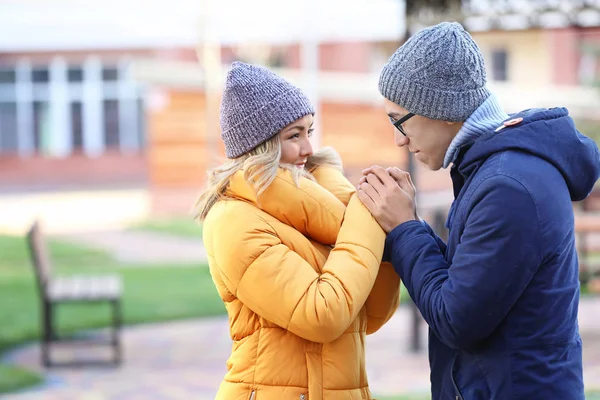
[47,275,122,301]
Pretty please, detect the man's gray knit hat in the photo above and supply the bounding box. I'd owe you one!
[379,22,490,122]
[220,62,315,159]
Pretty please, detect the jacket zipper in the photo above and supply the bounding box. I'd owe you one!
[249,390,256,400]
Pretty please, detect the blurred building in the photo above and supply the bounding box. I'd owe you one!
[462,0,600,118]
[0,0,421,217]
[0,0,599,218]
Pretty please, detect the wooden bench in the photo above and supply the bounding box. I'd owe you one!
[26,221,123,367]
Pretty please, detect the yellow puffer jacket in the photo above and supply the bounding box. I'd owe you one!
[203,165,401,400]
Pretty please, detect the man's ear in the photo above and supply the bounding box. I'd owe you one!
[446,121,465,133]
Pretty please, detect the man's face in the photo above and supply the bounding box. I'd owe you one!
[384,99,463,171]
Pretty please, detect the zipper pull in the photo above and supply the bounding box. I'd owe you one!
[249,390,256,400]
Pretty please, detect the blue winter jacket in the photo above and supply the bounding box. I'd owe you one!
[386,108,600,399]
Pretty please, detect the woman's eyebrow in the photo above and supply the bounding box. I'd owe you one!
[285,124,310,132]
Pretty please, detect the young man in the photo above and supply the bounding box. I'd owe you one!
[357,21,600,399]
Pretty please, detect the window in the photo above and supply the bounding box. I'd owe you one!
[33,101,49,152]
[0,68,16,84]
[103,100,120,148]
[102,67,119,81]
[68,67,84,83]
[71,102,83,149]
[137,98,146,149]
[0,59,145,158]
[32,67,50,83]
[0,102,18,152]
[491,49,509,82]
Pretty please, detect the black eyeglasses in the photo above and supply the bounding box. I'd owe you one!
[390,113,415,136]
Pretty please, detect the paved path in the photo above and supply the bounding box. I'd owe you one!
[59,231,207,265]
[0,189,149,236]
[4,299,600,400]
[55,225,600,273]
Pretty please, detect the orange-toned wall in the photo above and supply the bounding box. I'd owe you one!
[147,91,213,215]
[147,90,451,215]
[319,102,450,194]
[0,151,147,191]
[319,102,407,181]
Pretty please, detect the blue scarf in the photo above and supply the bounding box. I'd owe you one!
[443,93,509,169]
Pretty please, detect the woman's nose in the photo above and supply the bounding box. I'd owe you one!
[301,139,314,157]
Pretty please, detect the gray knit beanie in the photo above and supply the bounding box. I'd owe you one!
[379,21,490,122]
[220,62,315,159]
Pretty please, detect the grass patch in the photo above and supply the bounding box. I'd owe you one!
[3,231,589,395]
[0,265,225,353]
[376,392,600,400]
[576,119,600,145]
[0,364,43,394]
[376,394,430,400]
[0,233,224,393]
[400,284,411,304]
[582,284,590,296]
[129,217,202,238]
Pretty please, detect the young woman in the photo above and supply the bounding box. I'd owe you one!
[196,62,400,400]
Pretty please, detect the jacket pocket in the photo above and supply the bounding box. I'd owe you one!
[451,353,492,400]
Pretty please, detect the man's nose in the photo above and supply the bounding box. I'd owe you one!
[395,131,409,147]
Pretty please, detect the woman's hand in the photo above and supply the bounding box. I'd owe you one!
[356,165,418,233]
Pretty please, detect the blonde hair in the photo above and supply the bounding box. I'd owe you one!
[194,135,343,222]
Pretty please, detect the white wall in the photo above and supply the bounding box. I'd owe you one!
[0,0,406,51]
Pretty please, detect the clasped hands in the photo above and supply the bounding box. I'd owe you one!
[356,165,418,233]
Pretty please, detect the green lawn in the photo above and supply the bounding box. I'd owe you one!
[0,364,43,394]
[376,393,600,400]
[129,217,202,238]
[1,230,596,396]
[0,229,414,394]
[588,392,600,400]
[0,233,225,393]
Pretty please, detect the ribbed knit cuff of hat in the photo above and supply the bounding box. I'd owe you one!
[378,72,492,123]
[442,93,509,168]
[377,21,491,122]
[221,86,314,159]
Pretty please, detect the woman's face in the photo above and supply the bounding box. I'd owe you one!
[279,114,314,168]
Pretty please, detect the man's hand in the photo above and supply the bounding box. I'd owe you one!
[356,165,417,233]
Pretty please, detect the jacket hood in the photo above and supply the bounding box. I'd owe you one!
[458,107,600,201]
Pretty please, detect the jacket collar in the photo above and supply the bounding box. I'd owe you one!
[226,167,351,245]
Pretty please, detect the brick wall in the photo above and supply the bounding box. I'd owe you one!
[0,150,147,192]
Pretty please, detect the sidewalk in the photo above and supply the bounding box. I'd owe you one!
[0,188,150,235]
[3,298,600,400]
[59,230,207,265]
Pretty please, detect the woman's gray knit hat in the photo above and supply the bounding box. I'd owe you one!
[220,62,315,159]
[379,21,490,122]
